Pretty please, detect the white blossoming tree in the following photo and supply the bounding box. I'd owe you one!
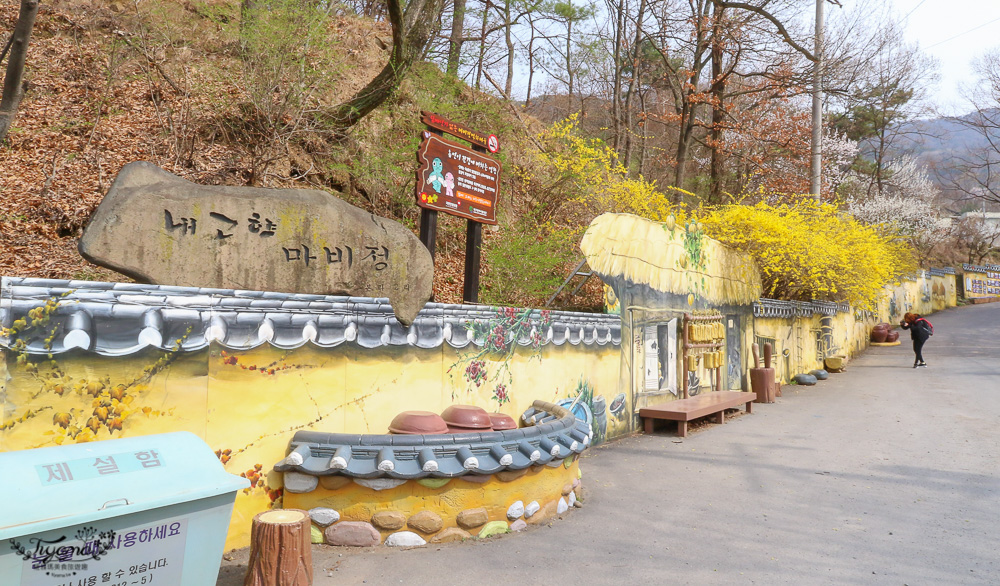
[845,155,948,264]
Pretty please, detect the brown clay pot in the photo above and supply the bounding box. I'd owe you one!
[870,324,889,343]
[388,411,449,435]
[488,412,517,431]
[886,331,899,343]
[441,405,492,433]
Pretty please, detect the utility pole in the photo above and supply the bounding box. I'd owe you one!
[810,0,823,202]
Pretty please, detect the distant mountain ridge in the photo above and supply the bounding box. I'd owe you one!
[891,109,999,205]
[900,109,996,158]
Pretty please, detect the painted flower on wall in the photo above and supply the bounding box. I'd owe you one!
[492,384,509,405]
[449,307,552,400]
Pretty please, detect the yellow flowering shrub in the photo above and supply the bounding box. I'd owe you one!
[536,115,685,223]
[700,201,916,309]
[486,116,690,307]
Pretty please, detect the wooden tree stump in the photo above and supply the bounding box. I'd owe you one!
[244,509,313,586]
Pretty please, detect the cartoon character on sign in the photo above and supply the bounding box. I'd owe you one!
[443,172,455,197]
[427,157,446,193]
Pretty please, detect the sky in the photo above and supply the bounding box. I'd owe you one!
[885,0,1000,116]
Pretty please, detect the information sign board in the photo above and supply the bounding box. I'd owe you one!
[415,132,501,224]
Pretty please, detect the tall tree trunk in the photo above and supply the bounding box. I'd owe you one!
[673,0,709,192]
[447,0,467,76]
[675,110,693,189]
[610,0,625,152]
[709,1,726,203]
[566,17,574,114]
[638,88,648,176]
[525,17,537,107]
[475,0,490,89]
[622,0,646,171]
[0,0,40,142]
[504,0,514,95]
[328,0,444,130]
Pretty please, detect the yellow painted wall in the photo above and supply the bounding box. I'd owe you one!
[0,268,960,549]
[0,338,620,549]
[752,273,956,382]
[285,460,581,540]
[964,269,1000,298]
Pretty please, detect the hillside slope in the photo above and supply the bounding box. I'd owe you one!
[0,1,603,309]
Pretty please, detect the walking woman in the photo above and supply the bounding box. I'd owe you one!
[900,312,933,368]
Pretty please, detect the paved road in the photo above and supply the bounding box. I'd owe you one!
[217,302,1000,585]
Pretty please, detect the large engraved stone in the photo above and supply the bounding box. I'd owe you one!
[79,162,433,324]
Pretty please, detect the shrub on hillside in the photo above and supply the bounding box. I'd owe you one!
[532,115,684,225]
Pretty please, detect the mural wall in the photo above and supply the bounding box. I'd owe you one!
[0,230,961,550]
[962,263,1000,299]
[585,215,957,388]
[581,214,762,409]
[0,278,621,549]
[750,269,956,383]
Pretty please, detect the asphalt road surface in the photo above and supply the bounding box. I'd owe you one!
[217,301,1000,585]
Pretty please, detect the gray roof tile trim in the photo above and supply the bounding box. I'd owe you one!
[962,263,999,273]
[273,401,591,480]
[0,277,621,356]
[753,298,851,318]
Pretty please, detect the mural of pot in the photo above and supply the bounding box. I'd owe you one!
[591,395,607,441]
[609,393,627,420]
[556,398,593,432]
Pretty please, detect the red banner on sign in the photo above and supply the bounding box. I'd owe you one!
[420,111,498,151]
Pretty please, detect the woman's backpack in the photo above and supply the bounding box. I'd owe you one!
[917,318,934,336]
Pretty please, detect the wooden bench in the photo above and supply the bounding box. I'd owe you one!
[639,391,756,438]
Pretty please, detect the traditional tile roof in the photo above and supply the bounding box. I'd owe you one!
[963,263,999,274]
[752,298,850,318]
[273,401,591,483]
[0,278,621,356]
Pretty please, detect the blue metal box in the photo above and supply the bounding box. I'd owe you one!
[0,432,248,586]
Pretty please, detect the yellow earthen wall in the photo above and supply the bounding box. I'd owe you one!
[0,269,959,548]
[0,340,619,549]
[753,273,956,382]
[964,270,1000,298]
[284,460,582,541]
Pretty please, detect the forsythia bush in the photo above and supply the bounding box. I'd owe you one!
[537,115,684,222]
[488,116,689,307]
[700,200,916,309]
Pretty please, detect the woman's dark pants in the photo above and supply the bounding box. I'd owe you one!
[913,338,926,364]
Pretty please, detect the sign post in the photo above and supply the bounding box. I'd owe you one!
[415,112,501,303]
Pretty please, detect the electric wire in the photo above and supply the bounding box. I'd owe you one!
[926,15,1000,49]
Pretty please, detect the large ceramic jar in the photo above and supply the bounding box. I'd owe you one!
[441,404,493,433]
[870,323,889,343]
[388,411,449,434]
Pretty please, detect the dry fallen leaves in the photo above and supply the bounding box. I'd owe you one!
[0,1,601,310]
